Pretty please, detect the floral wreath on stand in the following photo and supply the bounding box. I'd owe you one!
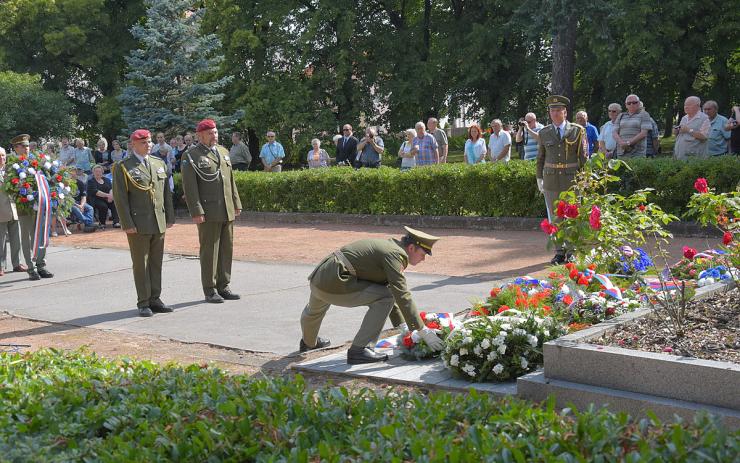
[2,151,77,217]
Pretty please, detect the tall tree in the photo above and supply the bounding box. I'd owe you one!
[119,0,241,135]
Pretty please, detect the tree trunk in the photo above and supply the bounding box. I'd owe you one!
[551,15,577,115]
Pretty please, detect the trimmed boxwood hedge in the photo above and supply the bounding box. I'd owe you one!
[1,349,737,461]
[173,157,740,217]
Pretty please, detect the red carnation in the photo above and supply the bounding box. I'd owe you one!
[497,305,510,313]
[693,178,708,194]
[22,182,30,188]
[19,156,26,161]
[426,321,441,330]
[51,191,58,198]
[589,205,601,230]
[402,334,414,348]
[556,201,566,218]
[569,268,579,279]
[540,219,558,235]
[11,178,19,185]
[577,275,590,286]
[563,295,574,305]
[564,203,579,218]
[31,160,38,167]
[565,262,576,270]
[723,232,733,245]
[20,197,28,203]
[56,175,62,182]
[682,246,697,259]
[638,204,646,212]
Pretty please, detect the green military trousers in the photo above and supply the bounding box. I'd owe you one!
[0,219,21,270]
[18,214,46,273]
[126,232,165,308]
[301,282,396,349]
[197,220,234,295]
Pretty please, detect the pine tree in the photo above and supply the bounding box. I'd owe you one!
[119,0,242,134]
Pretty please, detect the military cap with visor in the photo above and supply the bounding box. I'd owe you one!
[403,226,440,255]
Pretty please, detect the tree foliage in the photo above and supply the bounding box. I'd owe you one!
[0,72,76,144]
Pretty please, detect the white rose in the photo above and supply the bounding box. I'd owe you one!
[44,161,52,170]
[459,348,468,356]
[59,193,65,200]
[493,363,504,375]
[19,172,27,179]
[528,335,538,347]
[497,344,507,355]
[26,194,34,201]
[561,285,570,294]
[450,354,459,366]
[12,163,20,169]
[65,186,71,193]
[480,339,491,350]
[28,168,36,175]
[52,160,59,167]
[487,351,497,361]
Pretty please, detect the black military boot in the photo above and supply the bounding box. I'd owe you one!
[347,345,388,365]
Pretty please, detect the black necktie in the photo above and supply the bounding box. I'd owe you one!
[142,156,149,168]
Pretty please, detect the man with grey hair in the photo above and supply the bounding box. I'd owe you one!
[613,94,653,158]
[487,119,511,162]
[427,117,448,163]
[673,96,710,159]
[702,100,730,156]
[575,111,599,156]
[356,127,385,168]
[230,132,252,171]
[515,112,543,160]
[259,131,285,172]
[411,121,438,166]
[598,103,621,157]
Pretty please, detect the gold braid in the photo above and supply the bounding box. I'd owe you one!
[563,126,587,167]
[112,162,155,202]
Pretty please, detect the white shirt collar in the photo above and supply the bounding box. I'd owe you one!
[556,120,568,133]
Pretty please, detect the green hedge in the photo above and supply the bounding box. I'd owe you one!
[173,157,740,217]
[1,350,737,461]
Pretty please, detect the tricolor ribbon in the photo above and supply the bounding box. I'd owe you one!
[32,172,52,260]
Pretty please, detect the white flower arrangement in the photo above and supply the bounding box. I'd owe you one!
[441,310,565,382]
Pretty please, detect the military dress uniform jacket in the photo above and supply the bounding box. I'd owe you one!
[181,143,242,222]
[112,156,175,233]
[309,238,425,331]
[536,122,589,191]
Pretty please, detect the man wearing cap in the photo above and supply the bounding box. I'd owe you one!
[112,129,175,317]
[299,226,445,364]
[181,119,243,303]
[11,134,54,280]
[536,96,588,265]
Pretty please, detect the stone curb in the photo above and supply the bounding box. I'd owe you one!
[542,279,738,410]
[174,209,722,237]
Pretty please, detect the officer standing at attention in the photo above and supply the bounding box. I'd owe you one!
[11,134,54,280]
[112,129,175,317]
[299,226,445,364]
[536,95,588,265]
[181,119,243,303]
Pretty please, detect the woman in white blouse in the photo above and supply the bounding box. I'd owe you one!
[307,138,330,168]
[397,129,418,171]
[464,124,487,164]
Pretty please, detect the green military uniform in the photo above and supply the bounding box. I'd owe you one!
[301,232,434,349]
[536,95,588,255]
[180,142,243,296]
[112,154,174,309]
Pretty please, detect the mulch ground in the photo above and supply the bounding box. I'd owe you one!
[594,287,739,363]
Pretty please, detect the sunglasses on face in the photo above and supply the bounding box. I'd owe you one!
[626,101,639,105]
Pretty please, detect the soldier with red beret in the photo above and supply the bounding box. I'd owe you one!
[181,119,243,303]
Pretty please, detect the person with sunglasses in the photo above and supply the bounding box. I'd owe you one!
[598,103,621,158]
[613,94,653,158]
[335,124,358,167]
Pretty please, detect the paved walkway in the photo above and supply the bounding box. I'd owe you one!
[0,222,711,355]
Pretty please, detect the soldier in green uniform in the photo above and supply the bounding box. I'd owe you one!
[300,226,445,364]
[536,95,589,264]
[181,119,243,303]
[112,129,175,317]
[11,134,53,280]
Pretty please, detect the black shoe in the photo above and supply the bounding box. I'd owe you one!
[38,268,54,278]
[299,337,331,353]
[347,346,388,365]
[138,307,154,317]
[217,289,241,300]
[83,225,97,233]
[28,271,41,281]
[150,299,173,313]
[550,253,567,265]
[205,292,224,304]
[112,223,121,229]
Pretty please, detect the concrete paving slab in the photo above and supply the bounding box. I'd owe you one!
[0,246,498,355]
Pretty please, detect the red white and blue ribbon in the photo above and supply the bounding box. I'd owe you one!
[32,171,51,260]
[583,269,623,300]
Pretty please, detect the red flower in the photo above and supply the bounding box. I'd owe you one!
[589,205,601,230]
[490,287,501,298]
[568,268,578,279]
[402,334,414,348]
[588,264,596,270]
[723,232,733,245]
[565,262,576,270]
[11,178,19,185]
[20,197,28,203]
[18,156,26,161]
[426,321,441,330]
[556,200,566,218]
[497,305,510,313]
[419,311,426,320]
[682,246,697,260]
[693,178,708,194]
[540,219,558,235]
[22,182,30,188]
[56,175,62,182]
[605,307,615,316]
[51,191,57,198]
[30,160,38,167]
[542,305,551,314]
[577,275,589,286]
[564,203,579,218]
[563,295,573,305]
[638,204,646,212]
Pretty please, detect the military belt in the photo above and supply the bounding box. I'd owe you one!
[333,250,357,277]
[544,162,579,169]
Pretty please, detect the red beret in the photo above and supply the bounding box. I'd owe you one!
[131,129,151,140]
[196,119,217,132]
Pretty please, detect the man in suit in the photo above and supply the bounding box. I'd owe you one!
[335,124,358,166]
[299,226,444,364]
[536,95,589,265]
[0,147,24,276]
[181,119,243,303]
[112,129,175,317]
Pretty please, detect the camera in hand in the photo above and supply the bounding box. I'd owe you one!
[518,119,527,127]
